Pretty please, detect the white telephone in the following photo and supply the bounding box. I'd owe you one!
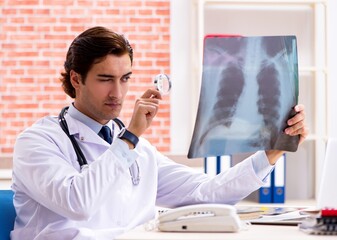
[157,203,243,232]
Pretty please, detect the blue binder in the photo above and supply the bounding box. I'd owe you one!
[217,155,232,174]
[204,156,217,176]
[204,155,232,176]
[259,172,272,203]
[259,154,286,203]
[273,154,286,203]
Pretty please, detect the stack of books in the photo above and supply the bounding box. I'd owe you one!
[299,208,337,235]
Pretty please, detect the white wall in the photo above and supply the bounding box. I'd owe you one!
[327,0,337,137]
[170,0,194,154]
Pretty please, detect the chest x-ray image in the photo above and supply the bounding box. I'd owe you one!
[188,35,299,158]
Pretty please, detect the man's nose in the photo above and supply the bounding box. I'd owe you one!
[109,82,123,99]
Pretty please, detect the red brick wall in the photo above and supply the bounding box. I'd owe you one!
[0,0,171,164]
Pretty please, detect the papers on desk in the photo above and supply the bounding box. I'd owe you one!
[249,210,308,225]
[236,206,311,226]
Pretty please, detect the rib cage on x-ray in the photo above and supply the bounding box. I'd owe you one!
[188,36,299,158]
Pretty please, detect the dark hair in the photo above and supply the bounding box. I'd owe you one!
[60,26,133,98]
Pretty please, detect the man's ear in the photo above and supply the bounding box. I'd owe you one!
[70,70,81,89]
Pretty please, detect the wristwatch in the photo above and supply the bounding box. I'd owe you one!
[118,128,139,148]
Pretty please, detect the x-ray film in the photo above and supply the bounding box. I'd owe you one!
[188,35,299,158]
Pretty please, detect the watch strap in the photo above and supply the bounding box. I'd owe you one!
[118,128,139,148]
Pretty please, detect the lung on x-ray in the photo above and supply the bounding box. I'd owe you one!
[188,35,299,158]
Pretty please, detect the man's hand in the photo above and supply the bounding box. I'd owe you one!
[284,104,308,145]
[127,89,162,138]
[266,104,309,165]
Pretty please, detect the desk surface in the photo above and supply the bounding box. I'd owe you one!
[116,200,335,240]
[116,224,334,240]
[116,200,337,240]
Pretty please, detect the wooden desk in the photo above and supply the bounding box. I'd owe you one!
[116,224,333,240]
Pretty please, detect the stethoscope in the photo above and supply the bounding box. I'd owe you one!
[58,106,140,185]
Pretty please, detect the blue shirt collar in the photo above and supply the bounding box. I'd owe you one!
[67,103,114,134]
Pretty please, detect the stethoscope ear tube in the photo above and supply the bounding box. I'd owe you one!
[58,106,139,185]
[58,106,88,167]
[58,106,125,169]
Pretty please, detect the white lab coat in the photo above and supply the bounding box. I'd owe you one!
[11,113,271,240]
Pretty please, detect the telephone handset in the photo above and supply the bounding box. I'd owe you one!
[157,203,243,232]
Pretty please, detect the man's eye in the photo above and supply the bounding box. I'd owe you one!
[122,76,130,82]
[99,78,111,82]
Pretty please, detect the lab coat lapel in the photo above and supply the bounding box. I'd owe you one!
[65,114,109,145]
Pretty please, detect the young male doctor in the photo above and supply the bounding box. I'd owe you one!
[11,26,308,240]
